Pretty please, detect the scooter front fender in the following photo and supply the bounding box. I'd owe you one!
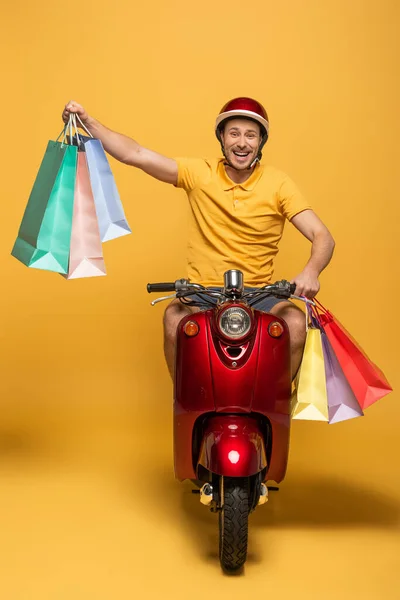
[197,415,267,478]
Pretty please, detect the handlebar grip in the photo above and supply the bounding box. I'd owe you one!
[147,283,176,293]
[289,283,297,295]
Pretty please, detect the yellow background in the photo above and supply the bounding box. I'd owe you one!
[0,0,399,597]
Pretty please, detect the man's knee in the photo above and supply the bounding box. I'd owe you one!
[163,301,191,342]
[290,311,307,345]
[271,303,306,348]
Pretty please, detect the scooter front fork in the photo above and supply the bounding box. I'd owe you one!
[198,478,269,509]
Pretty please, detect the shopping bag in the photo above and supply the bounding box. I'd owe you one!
[11,139,77,274]
[64,151,106,279]
[321,332,364,424]
[74,127,131,242]
[314,300,392,409]
[291,323,329,422]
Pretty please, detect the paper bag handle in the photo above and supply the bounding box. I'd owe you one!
[74,113,94,138]
[56,113,83,147]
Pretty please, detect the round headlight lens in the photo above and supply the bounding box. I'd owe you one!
[218,307,251,339]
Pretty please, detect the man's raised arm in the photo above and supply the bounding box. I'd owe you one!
[62,101,178,185]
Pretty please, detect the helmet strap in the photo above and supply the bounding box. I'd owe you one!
[249,156,260,169]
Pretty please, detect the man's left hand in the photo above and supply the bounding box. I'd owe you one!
[290,269,320,299]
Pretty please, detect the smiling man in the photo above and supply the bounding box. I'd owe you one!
[63,97,335,379]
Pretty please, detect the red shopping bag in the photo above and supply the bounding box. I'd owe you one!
[313,300,392,409]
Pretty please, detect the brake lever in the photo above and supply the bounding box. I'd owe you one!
[291,295,316,306]
[151,293,177,306]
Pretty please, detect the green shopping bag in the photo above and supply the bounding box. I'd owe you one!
[11,132,78,274]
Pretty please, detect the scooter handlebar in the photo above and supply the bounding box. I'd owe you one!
[147,282,176,293]
[268,280,297,298]
[146,279,297,297]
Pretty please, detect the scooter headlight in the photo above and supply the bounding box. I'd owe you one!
[218,307,252,340]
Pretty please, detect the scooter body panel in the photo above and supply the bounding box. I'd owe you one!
[197,415,267,477]
[174,306,292,483]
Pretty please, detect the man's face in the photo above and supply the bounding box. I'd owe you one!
[220,118,261,170]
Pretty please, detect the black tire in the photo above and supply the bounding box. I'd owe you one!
[219,476,249,572]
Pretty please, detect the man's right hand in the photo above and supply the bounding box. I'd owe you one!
[62,100,90,127]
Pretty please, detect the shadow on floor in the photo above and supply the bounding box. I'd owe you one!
[126,465,400,569]
[0,428,52,462]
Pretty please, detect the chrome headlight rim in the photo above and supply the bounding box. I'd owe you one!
[217,304,253,340]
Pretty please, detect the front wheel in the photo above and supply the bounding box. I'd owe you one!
[219,476,249,572]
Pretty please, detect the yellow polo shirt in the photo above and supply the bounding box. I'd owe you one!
[175,157,311,287]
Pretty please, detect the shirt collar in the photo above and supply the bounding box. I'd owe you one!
[217,159,263,191]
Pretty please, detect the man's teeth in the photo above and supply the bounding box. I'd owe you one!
[233,151,249,156]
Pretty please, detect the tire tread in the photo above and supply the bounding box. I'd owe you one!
[219,477,249,572]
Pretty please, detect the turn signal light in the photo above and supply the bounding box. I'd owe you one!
[268,321,284,338]
[184,320,199,337]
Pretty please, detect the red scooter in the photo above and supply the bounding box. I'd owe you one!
[147,270,308,572]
